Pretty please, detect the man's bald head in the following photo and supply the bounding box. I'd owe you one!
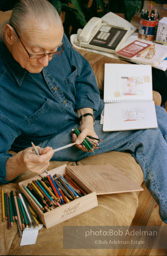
[9,0,62,35]
[3,0,64,73]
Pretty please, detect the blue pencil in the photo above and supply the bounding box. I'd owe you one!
[49,175,65,204]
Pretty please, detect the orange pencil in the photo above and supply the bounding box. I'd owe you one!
[14,196,23,231]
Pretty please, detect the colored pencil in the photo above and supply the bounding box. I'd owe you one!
[60,175,79,198]
[31,142,48,174]
[53,177,73,200]
[72,128,94,151]
[19,193,32,226]
[27,184,49,209]
[4,193,8,220]
[8,196,14,226]
[14,195,22,231]
[27,202,38,219]
[53,142,76,153]
[87,135,103,142]
[49,175,64,204]
[17,196,25,230]
[40,179,58,201]
[64,174,87,195]
[31,181,44,198]
[24,186,44,210]
[6,193,11,229]
[16,218,23,237]
[58,175,76,199]
[47,175,60,199]
[10,191,17,221]
[36,180,53,203]
[1,189,5,222]
[18,197,29,227]
[58,188,69,203]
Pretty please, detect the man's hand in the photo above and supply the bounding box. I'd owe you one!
[21,146,55,174]
[73,108,99,152]
[6,146,55,181]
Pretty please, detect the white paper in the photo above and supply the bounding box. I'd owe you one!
[104,64,153,103]
[20,224,43,246]
[103,101,158,131]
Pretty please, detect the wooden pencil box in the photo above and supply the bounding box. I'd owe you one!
[19,164,142,228]
[18,164,98,228]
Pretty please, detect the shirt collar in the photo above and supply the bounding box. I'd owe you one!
[0,41,27,86]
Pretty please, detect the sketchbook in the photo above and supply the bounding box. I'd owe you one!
[103,64,158,131]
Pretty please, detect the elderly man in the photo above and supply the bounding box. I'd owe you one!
[0,0,167,224]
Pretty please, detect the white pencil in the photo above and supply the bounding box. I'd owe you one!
[31,142,48,174]
[54,142,76,152]
[19,193,32,226]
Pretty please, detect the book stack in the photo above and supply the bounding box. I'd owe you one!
[116,39,167,68]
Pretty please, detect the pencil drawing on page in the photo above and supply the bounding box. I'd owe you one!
[114,75,150,97]
[122,107,145,122]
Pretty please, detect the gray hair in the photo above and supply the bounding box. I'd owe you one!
[9,0,62,34]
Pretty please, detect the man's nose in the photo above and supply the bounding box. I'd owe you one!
[38,55,51,67]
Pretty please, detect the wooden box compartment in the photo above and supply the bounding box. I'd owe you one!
[19,164,142,228]
[19,164,98,228]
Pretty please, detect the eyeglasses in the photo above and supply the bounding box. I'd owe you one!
[10,25,63,59]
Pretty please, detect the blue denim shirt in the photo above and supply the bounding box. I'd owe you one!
[0,34,103,183]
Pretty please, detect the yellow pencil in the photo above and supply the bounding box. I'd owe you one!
[33,215,40,227]
[27,204,38,218]
[40,180,58,201]
[2,189,5,222]
[31,182,44,198]
[137,43,154,57]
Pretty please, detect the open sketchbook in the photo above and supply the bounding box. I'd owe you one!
[103,64,158,131]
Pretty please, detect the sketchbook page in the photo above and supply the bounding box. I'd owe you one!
[104,64,153,102]
[102,12,136,35]
[103,101,157,131]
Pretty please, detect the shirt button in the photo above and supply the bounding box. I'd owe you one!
[53,86,57,91]
[63,100,66,104]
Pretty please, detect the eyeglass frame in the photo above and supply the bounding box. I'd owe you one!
[9,24,64,59]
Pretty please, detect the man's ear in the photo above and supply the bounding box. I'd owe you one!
[4,24,16,45]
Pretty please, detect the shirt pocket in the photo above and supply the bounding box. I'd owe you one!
[25,98,70,136]
[64,65,77,97]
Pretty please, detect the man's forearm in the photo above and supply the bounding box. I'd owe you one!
[5,146,55,182]
[77,108,94,125]
[74,108,98,150]
[6,151,27,181]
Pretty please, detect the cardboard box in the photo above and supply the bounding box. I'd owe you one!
[19,164,143,228]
